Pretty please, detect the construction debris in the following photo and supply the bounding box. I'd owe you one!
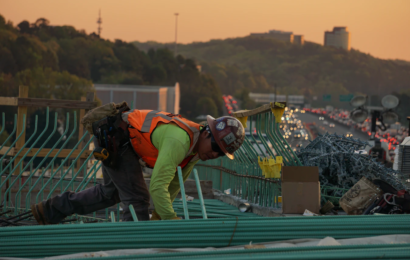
[320,200,335,214]
[297,133,408,199]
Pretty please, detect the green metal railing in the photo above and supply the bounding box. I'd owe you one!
[195,103,303,208]
[0,109,232,223]
[0,109,110,223]
[0,103,345,225]
[195,103,350,208]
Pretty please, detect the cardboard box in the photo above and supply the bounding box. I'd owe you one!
[281,166,320,214]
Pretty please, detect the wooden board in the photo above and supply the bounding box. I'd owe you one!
[14,86,29,170]
[0,147,92,159]
[0,97,18,106]
[77,92,95,171]
[233,104,271,117]
[233,102,287,117]
[17,98,97,109]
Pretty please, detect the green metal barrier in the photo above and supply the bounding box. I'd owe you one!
[0,109,112,223]
[195,103,303,208]
[195,103,350,208]
[0,109,232,223]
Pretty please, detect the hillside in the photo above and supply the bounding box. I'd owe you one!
[0,15,223,121]
[134,37,410,109]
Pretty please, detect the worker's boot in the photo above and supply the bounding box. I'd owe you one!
[150,210,181,221]
[150,210,161,221]
[30,202,52,225]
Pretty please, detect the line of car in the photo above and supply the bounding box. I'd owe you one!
[222,95,239,115]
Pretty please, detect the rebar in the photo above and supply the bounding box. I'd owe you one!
[1,215,410,258]
[297,133,408,203]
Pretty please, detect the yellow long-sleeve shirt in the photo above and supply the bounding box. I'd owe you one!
[149,123,199,220]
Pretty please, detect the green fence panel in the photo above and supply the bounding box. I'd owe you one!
[0,109,117,223]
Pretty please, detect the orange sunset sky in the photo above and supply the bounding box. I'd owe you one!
[2,0,410,61]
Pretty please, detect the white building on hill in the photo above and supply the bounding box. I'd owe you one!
[324,27,351,51]
[94,83,180,114]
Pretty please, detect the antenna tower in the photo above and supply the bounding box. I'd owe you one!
[97,9,102,37]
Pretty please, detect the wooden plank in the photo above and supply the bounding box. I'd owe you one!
[77,97,86,171]
[0,147,92,159]
[18,98,97,109]
[14,86,29,171]
[77,92,95,172]
[233,102,287,118]
[0,97,18,106]
[233,104,271,118]
[0,146,14,156]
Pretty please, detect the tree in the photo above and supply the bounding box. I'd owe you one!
[0,47,17,74]
[196,97,218,117]
[235,88,256,110]
[134,36,410,100]
[17,21,30,34]
[0,15,225,121]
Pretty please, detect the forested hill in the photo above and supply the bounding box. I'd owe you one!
[0,15,223,121]
[134,37,410,106]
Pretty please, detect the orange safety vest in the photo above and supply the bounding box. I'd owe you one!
[122,110,201,169]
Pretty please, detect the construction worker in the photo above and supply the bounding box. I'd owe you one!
[30,110,245,224]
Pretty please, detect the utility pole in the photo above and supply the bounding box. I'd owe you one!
[97,9,102,37]
[174,13,179,56]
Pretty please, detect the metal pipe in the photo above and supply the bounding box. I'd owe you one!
[25,112,76,209]
[128,205,138,222]
[193,169,207,219]
[110,211,116,223]
[177,166,189,220]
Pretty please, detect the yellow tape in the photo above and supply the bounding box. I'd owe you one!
[271,108,285,123]
[272,164,281,178]
[276,156,283,164]
[235,116,248,128]
[265,157,275,178]
[258,156,265,176]
[268,157,276,166]
[275,156,283,178]
[259,156,283,178]
[273,102,285,108]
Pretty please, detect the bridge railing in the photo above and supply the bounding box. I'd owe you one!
[0,108,118,222]
[195,102,303,208]
[0,87,119,223]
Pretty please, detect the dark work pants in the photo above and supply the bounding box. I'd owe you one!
[43,144,151,223]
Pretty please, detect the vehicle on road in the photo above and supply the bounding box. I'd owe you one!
[319,117,324,120]
[323,120,329,125]
[346,132,353,137]
[293,130,305,139]
[244,133,275,157]
[329,123,335,128]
